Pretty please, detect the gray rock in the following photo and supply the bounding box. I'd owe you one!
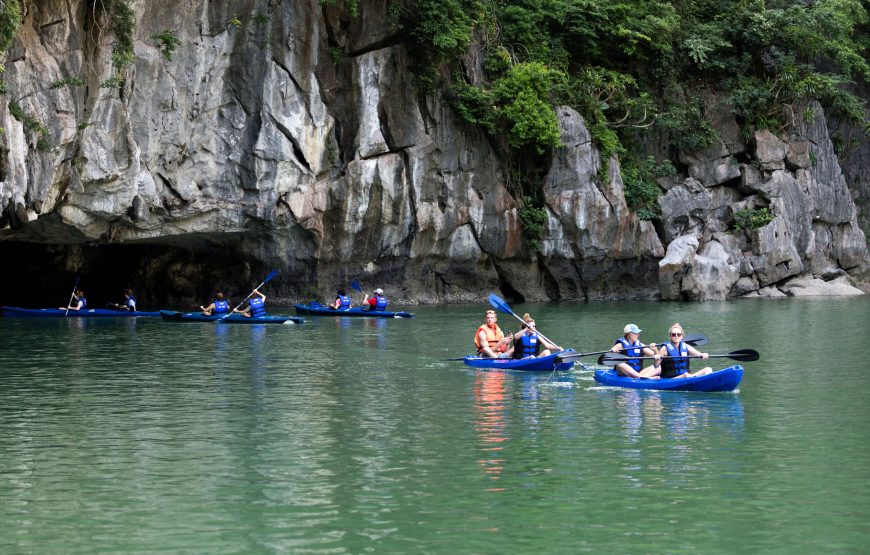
[780,275,864,296]
[658,234,699,300]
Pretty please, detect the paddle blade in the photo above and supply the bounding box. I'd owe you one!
[598,353,627,367]
[682,333,708,347]
[263,269,280,284]
[350,280,362,292]
[487,293,513,316]
[556,352,584,363]
[727,349,759,362]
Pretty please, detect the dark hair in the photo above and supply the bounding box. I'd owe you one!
[337,289,347,296]
[124,288,133,296]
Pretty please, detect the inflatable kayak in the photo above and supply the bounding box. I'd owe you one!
[2,306,160,317]
[593,365,744,392]
[294,301,414,318]
[463,349,577,372]
[159,310,303,324]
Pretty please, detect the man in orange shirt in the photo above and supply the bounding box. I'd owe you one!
[474,310,512,358]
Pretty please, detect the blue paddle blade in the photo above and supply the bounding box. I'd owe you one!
[487,293,513,315]
[351,280,362,292]
[263,269,280,284]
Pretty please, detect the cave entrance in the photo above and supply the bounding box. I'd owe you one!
[0,241,268,310]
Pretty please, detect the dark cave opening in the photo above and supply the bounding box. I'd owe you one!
[0,241,271,310]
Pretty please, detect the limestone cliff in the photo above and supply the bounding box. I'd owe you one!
[0,1,865,305]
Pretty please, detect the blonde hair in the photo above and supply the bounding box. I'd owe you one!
[522,313,535,328]
[668,323,684,336]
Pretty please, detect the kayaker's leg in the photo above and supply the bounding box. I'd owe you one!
[638,365,660,379]
[539,349,551,357]
[615,363,643,378]
[690,367,713,377]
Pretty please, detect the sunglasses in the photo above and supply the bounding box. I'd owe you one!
[670,332,683,337]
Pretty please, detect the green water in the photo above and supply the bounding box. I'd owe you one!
[1,297,868,553]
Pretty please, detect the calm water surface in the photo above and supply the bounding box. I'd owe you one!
[1,297,868,553]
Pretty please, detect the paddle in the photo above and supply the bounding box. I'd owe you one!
[64,276,80,316]
[487,293,563,351]
[597,349,760,367]
[220,269,279,320]
[555,333,708,362]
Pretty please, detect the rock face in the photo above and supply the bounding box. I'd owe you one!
[0,1,866,304]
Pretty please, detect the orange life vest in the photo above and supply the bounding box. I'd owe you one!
[474,324,506,353]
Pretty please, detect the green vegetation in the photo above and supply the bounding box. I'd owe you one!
[518,196,548,252]
[152,30,181,61]
[227,14,243,29]
[621,155,676,221]
[0,0,23,95]
[733,207,775,231]
[397,0,870,228]
[8,100,51,150]
[321,0,360,18]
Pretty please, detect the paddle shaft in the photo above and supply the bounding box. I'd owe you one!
[222,270,279,318]
[64,276,80,317]
[599,349,758,367]
[488,294,562,351]
[555,333,707,362]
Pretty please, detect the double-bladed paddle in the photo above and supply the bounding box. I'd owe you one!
[554,333,708,362]
[219,269,280,321]
[64,276,80,317]
[597,349,760,367]
[487,293,563,351]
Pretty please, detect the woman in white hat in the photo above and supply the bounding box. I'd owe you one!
[610,324,660,378]
[364,288,389,311]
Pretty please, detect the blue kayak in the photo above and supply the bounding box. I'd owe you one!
[2,306,160,317]
[159,310,303,324]
[463,349,577,372]
[593,365,744,392]
[294,301,414,318]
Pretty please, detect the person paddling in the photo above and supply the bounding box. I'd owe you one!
[364,288,389,311]
[611,324,660,378]
[108,288,137,311]
[59,290,87,311]
[331,289,352,310]
[506,313,559,359]
[653,323,713,379]
[234,289,267,318]
[201,292,230,316]
[474,309,512,358]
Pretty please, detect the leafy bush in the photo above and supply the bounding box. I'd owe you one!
[492,62,565,153]
[733,207,775,231]
[152,30,181,61]
[518,196,549,251]
[621,155,670,220]
[0,0,22,53]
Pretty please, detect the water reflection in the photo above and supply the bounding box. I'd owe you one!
[608,390,744,441]
[473,370,508,489]
[364,318,387,350]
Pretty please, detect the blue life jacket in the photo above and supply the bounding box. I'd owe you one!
[517,332,540,358]
[78,296,87,309]
[214,299,229,314]
[374,295,388,311]
[337,294,351,309]
[662,341,690,378]
[616,337,643,371]
[249,296,266,317]
[125,296,137,311]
